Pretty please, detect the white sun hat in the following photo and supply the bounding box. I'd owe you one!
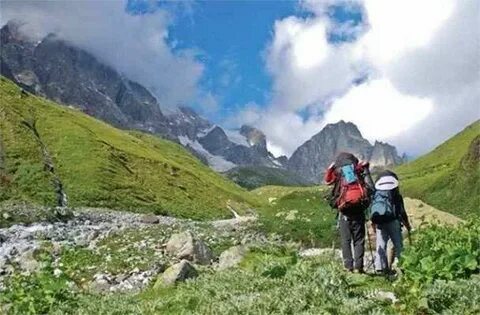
[375,175,399,191]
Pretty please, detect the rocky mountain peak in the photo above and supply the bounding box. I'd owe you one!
[287,121,404,183]
[198,126,232,155]
[167,106,212,140]
[321,120,363,140]
[239,125,267,149]
[369,141,404,167]
[1,23,171,136]
[1,21,31,43]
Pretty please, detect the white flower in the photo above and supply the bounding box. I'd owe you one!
[53,268,63,277]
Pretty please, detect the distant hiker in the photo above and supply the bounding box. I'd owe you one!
[369,170,412,274]
[325,152,374,273]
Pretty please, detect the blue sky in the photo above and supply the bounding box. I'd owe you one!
[127,0,364,123]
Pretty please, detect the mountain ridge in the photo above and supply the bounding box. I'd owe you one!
[288,120,405,183]
[1,21,404,180]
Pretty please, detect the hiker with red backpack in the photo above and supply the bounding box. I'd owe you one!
[370,170,412,274]
[325,152,374,273]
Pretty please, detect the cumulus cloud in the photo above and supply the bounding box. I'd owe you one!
[322,79,434,140]
[238,0,479,157]
[0,0,204,108]
[265,15,361,110]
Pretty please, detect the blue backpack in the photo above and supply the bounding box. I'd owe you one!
[370,190,396,224]
[340,164,358,184]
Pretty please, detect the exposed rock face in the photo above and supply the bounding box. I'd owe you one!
[0,22,170,136]
[240,125,267,152]
[199,127,233,155]
[369,141,404,167]
[196,125,284,169]
[167,106,212,141]
[288,121,404,183]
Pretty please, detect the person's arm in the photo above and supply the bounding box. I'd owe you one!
[324,162,337,185]
[359,161,375,196]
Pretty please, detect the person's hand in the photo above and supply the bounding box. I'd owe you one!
[359,160,370,169]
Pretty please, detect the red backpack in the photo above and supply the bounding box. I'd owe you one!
[331,153,370,213]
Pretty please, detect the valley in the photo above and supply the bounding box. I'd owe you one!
[0,22,478,315]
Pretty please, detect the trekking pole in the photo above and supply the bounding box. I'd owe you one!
[365,222,375,270]
[407,229,412,246]
[332,212,339,259]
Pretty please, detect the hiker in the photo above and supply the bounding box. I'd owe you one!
[369,170,412,274]
[325,152,374,273]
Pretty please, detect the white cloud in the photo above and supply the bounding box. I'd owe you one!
[0,0,204,108]
[198,92,219,114]
[323,79,433,142]
[237,0,480,157]
[358,0,455,66]
[265,16,361,111]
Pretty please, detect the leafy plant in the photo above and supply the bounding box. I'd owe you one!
[400,219,480,285]
[1,254,78,315]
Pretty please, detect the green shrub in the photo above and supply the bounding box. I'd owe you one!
[424,276,480,314]
[1,255,78,315]
[400,219,480,285]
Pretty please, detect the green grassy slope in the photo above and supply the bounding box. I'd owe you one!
[396,121,480,218]
[225,165,312,190]
[0,77,261,220]
[253,185,337,246]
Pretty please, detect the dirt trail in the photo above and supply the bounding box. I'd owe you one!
[403,197,463,228]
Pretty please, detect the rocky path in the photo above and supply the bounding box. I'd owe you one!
[0,209,177,290]
[0,206,260,293]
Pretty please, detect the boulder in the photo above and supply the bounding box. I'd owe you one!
[218,245,247,270]
[155,260,197,287]
[87,273,115,293]
[140,214,160,224]
[165,231,213,265]
[367,290,398,304]
[17,249,40,273]
[299,248,342,260]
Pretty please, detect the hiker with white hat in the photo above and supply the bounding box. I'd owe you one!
[369,170,412,274]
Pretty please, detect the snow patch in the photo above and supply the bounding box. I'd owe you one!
[197,125,217,138]
[178,136,236,172]
[224,129,249,147]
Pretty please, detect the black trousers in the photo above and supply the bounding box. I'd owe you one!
[339,214,365,270]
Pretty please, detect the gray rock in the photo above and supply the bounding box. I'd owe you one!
[368,290,398,304]
[218,245,247,270]
[299,248,342,260]
[140,214,160,224]
[165,231,213,265]
[89,277,111,293]
[155,260,197,287]
[17,249,40,273]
